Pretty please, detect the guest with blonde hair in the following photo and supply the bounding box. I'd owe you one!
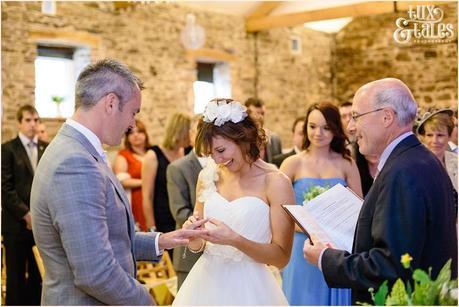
[142,112,191,240]
[114,119,150,231]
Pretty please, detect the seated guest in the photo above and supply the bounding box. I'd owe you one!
[245,97,282,163]
[114,119,150,231]
[273,116,305,168]
[417,109,458,192]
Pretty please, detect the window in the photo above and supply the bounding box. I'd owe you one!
[193,61,231,114]
[34,45,90,118]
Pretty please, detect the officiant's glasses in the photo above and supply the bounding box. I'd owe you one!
[351,108,384,122]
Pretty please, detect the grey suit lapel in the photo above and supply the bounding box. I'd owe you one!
[59,124,135,236]
[188,151,203,175]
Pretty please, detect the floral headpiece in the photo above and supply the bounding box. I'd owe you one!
[202,98,248,126]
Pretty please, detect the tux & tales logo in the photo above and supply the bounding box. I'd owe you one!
[393,5,454,44]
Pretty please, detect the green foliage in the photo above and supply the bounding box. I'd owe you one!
[386,279,409,305]
[362,257,457,306]
[51,95,65,104]
[373,281,389,306]
[303,185,330,203]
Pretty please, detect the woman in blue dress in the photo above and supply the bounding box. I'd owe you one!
[280,102,362,305]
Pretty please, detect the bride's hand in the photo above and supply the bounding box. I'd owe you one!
[183,211,205,229]
[200,218,239,245]
[183,211,207,241]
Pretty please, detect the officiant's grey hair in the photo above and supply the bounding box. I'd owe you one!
[371,78,417,126]
[75,58,144,111]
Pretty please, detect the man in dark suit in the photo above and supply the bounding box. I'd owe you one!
[2,104,47,305]
[303,78,458,304]
[244,97,282,163]
[273,116,305,168]
[167,114,205,289]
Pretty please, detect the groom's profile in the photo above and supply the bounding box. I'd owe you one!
[31,58,206,305]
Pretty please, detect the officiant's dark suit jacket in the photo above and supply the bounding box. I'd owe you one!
[321,134,458,304]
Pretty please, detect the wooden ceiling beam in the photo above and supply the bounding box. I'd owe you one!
[395,1,452,11]
[246,1,453,32]
[245,1,283,19]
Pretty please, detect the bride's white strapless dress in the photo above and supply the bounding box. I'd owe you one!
[172,191,288,305]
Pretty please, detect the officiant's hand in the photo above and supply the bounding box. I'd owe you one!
[200,218,239,245]
[303,234,328,267]
[159,219,209,250]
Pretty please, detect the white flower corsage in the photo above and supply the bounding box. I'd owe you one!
[198,157,219,203]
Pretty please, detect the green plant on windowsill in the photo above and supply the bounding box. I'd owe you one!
[51,95,65,105]
[359,253,457,306]
[51,95,65,117]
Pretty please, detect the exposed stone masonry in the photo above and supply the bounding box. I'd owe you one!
[2,2,457,148]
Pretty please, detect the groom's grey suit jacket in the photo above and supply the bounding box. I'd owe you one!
[31,124,161,305]
[166,151,202,275]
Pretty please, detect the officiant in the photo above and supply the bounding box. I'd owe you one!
[302,78,458,304]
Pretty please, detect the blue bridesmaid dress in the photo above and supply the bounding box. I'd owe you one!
[282,177,352,306]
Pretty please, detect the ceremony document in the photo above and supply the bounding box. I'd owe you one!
[282,183,363,252]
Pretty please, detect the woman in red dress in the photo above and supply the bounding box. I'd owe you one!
[114,119,150,231]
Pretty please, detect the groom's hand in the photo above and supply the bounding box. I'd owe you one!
[159,220,209,250]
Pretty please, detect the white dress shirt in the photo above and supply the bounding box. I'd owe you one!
[18,132,38,170]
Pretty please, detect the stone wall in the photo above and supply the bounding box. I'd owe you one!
[1,1,251,143]
[334,2,458,111]
[2,2,457,148]
[1,1,333,149]
[256,27,334,145]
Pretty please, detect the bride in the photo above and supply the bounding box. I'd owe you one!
[172,98,295,305]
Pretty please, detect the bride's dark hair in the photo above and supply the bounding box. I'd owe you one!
[195,98,267,162]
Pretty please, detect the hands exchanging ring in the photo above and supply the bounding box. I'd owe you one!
[182,212,239,246]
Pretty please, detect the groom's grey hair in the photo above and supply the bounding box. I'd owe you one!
[75,58,144,111]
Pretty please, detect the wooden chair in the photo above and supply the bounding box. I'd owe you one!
[137,251,177,305]
[32,245,45,279]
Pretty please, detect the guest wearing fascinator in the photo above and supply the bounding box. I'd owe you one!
[417,108,458,205]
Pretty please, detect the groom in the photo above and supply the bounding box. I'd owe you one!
[31,59,207,305]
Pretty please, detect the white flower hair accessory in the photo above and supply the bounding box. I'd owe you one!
[202,98,248,126]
